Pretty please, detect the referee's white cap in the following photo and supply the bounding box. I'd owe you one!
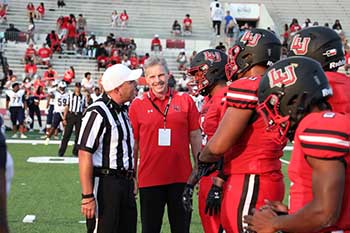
[101,64,142,92]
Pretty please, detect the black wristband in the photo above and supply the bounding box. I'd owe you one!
[81,193,94,199]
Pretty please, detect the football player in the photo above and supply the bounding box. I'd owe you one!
[183,49,227,233]
[244,56,350,233]
[44,81,69,145]
[198,28,285,232]
[5,82,27,138]
[287,26,350,113]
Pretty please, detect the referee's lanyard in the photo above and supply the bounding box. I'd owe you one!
[147,90,172,146]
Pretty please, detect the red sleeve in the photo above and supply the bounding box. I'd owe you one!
[129,98,141,140]
[298,112,350,159]
[185,94,200,132]
[225,76,260,109]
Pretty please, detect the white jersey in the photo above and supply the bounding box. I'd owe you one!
[90,93,102,103]
[47,87,56,105]
[6,89,25,108]
[53,90,70,113]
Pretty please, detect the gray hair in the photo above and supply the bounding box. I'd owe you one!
[143,56,169,76]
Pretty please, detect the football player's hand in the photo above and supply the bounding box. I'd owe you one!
[44,109,49,115]
[182,184,194,212]
[6,110,10,118]
[205,184,222,216]
[260,199,288,216]
[197,153,217,179]
[244,208,277,233]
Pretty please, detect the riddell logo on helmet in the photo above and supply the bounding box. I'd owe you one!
[203,51,222,64]
[290,35,310,55]
[268,63,298,88]
[329,59,345,69]
[240,31,262,47]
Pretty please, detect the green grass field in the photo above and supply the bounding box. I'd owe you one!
[6,142,291,233]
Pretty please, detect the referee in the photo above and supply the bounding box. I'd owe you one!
[58,82,86,157]
[78,64,142,233]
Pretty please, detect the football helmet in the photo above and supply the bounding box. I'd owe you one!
[58,81,67,91]
[187,49,227,96]
[24,116,33,129]
[258,56,332,143]
[287,26,345,71]
[225,28,281,81]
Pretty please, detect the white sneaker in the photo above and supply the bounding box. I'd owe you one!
[20,134,28,139]
[44,137,50,145]
[11,134,18,138]
[29,129,34,132]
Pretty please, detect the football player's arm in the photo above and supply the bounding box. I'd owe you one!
[62,105,69,125]
[133,139,139,195]
[5,96,9,110]
[244,157,345,233]
[200,107,253,162]
[46,95,51,109]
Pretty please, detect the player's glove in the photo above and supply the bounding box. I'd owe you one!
[197,158,217,179]
[205,184,222,216]
[44,108,49,115]
[182,184,194,212]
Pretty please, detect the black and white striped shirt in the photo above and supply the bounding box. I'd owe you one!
[77,94,134,170]
[68,92,86,113]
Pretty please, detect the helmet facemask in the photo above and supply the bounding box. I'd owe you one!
[187,64,210,96]
[225,45,244,81]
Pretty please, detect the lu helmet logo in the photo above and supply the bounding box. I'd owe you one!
[290,35,311,55]
[268,63,298,88]
[240,31,262,47]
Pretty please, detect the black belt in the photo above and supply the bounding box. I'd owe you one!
[93,167,135,180]
[68,112,82,116]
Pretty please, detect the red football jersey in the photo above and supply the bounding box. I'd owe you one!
[289,111,350,231]
[325,71,350,114]
[201,87,227,145]
[223,76,285,174]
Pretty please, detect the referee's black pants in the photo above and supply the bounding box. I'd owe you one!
[58,112,82,157]
[140,183,191,233]
[91,176,137,233]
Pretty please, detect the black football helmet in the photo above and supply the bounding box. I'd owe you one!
[225,28,281,81]
[258,56,332,143]
[187,49,227,96]
[287,26,345,71]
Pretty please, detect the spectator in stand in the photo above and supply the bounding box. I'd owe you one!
[167,73,176,88]
[120,10,129,30]
[121,54,131,67]
[24,60,37,79]
[63,66,75,85]
[189,50,197,64]
[33,74,45,90]
[4,24,19,43]
[211,3,224,36]
[110,50,122,64]
[43,65,58,81]
[324,22,330,27]
[176,49,187,71]
[87,33,96,58]
[215,41,226,52]
[97,53,109,71]
[313,21,319,26]
[26,2,35,19]
[81,72,94,93]
[130,53,139,69]
[210,0,221,12]
[333,19,343,34]
[37,43,52,66]
[66,20,76,51]
[36,2,45,20]
[111,10,118,28]
[0,4,7,24]
[23,43,36,64]
[128,39,137,55]
[224,10,233,34]
[172,20,181,36]
[76,32,87,55]
[151,34,162,52]
[226,19,238,47]
[302,18,311,28]
[46,30,61,53]
[281,23,290,47]
[289,18,302,36]
[177,72,189,92]
[139,52,149,67]
[26,17,35,44]
[77,14,87,33]
[57,0,65,8]
[183,14,192,34]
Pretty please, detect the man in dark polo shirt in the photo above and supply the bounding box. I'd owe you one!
[129,56,201,233]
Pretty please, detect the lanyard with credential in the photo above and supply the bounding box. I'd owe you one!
[147,91,173,128]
